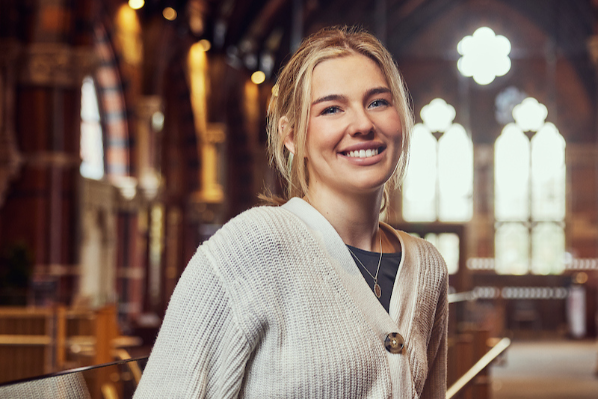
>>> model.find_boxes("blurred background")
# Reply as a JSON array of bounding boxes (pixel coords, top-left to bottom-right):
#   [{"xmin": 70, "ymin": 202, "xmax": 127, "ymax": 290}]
[{"xmin": 0, "ymin": 0, "xmax": 597, "ymax": 398}]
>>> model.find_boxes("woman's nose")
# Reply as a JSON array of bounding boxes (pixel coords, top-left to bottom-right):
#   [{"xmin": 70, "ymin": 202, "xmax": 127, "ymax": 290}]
[{"xmin": 348, "ymin": 108, "xmax": 374, "ymax": 136}]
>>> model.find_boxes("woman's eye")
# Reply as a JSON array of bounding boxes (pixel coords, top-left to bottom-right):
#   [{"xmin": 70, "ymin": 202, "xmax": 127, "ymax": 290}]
[
  {"xmin": 321, "ymin": 106, "xmax": 341, "ymax": 115},
  {"xmin": 369, "ymin": 99, "xmax": 390, "ymax": 108}
]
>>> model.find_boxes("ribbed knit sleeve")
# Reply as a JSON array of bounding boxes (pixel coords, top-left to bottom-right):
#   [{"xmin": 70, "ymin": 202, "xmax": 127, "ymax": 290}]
[
  {"xmin": 134, "ymin": 249, "xmax": 251, "ymax": 399},
  {"xmin": 420, "ymin": 267, "xmax": 448, "ymax": 399}
]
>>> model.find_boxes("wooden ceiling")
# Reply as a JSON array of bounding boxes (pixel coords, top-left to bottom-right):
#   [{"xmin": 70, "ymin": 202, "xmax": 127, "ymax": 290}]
[
  {"xmin": 153, "ymin": 0, "xmax": 595, "ymax": 78},
  {"xmin": 133, "ymin": 0, "xmax": 597, "ymax": 98}
]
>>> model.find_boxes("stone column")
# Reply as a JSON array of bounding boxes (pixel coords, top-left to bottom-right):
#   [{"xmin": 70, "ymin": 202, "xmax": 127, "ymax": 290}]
[
  {"xmin": 582, "ymin": 33, "xmax": 598, "ymax": 338},
  {"xmin": 584, "ymin": 35, "xmax": 598, "ymax": 259},
  {"xmin": 79, "ymin": 178, "xmax": 117, "ymax": 307},
  {"xmin": 0, "ymin": 40, "xmax": 23, "ymax": 209},
  {"xmin": 135, "ymin": 96, "xmax": 163, "ymax": 200},
  {"xmin": 0, "ymin": 0, "xmax": 97, "ymax": 305},
  {"xmin": 470, "ymin": 144, "xmax": 495, "ymax": 259}
]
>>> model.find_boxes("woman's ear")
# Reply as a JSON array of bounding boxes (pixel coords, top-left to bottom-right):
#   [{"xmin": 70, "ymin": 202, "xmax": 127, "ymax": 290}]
[{"xmin": 279, "ymin": 116, "xmax": 296, "ymax": 155}]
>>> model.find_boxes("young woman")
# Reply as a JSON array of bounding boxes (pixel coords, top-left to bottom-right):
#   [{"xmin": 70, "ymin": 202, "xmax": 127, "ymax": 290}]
[{"xmin": 135, "ymin": 26, "xmax": 448, "ymax": 399}]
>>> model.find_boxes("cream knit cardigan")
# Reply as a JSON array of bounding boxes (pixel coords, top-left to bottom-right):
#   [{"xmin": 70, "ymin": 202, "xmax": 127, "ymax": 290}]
[{"xmin": 135, "ymin": 198, "xmax": 448, "ymax": 398}]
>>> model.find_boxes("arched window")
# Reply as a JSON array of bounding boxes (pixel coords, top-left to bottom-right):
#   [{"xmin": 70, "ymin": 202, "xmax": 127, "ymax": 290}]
[
  {"xmin": 403, "ymin": 124, "xmax": 437, "ymax": 221},
  {"xmin": 494, "ymin": 97, "xmax": 566, "ymax": 275},
  {"xmin": 402, "ymin": 99, "xmax": 472, "ymax": 276},
  {"xmin": 80, "ymin": 76, "xmax": 105, "ymax": 180},
  {"xmin": 531, "ymin": 123, "xmax": 566, "ymax": 221},
  {"xmin": 403, "ymin": 98, "xmax": 473, "ymax": 222},
  {"xmin": 495, "ymin": 123, "xmax": 530, "ymax": 221},
  {"xmin": 438, "ymin": 124, "xmax": 473, "ymax": 221}
]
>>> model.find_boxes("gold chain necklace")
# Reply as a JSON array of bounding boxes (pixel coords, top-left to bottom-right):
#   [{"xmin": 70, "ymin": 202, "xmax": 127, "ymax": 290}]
[{"xmin": 347, "ymin": 232, "xmax": 383, "ymax": 298}]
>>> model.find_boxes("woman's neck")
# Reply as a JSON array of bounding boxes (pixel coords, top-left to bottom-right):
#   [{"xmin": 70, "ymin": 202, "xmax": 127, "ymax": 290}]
[{"xmin": 305, "ymin": 186, "xmax": 383, "ymax": 252}]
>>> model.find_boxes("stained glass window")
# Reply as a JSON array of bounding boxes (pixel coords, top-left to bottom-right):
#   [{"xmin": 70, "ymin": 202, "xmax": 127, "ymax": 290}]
[
  {"xmin": 495, "ymin": 123, "xmax": 529, "ymax": 221},
  {"xmin": 494, "ymin": 97, "xmax": 566, "ymax": 275},
  {"xmin": 403, "ymin": 124, "xmax": 437, "ymax": 222},
  {"xmin": 457, "ymin": 27, "xmax": 511, "ymax": 85},
  {"xmin": 531, "ymin": 123, "xmax": 566, "ymax": 221},
  {"xmin": 403, "ymin": 99, "xmax": 473, "ymax": 223},
  {"xmin": 438, "ymin": 124, "xmax": 473, "ymax": 221},
  {"xmin": 531, "ymin": 222, "xmax": 565, "ymax": 275},
  {"xmin": 425, "ymin": 233, "xmax": 460, "ymax": 274},
  {"xmin": 495, "ymin": 223, "xmax": 529, "ymax": 275}
]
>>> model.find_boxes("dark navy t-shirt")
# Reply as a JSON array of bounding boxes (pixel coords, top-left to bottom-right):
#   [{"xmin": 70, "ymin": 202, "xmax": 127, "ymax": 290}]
[{"xmin": 346, "ymin": 245, "xmax": 402, "ymax": 313}]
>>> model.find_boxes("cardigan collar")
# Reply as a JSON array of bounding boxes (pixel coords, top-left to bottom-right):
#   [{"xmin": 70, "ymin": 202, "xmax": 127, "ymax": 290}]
[{"xmin": 281, "ymin": 198, "xmax": 419, "ymax": 343}]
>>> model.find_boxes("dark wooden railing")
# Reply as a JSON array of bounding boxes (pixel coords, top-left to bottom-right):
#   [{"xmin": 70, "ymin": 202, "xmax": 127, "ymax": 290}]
[
  {"xmin": 446, "ymin": 337, "xmax": 511, "ymax": 399},
  {"xmin": 446, "ymin": 290, "xmax": 512, "ymax": 399}
]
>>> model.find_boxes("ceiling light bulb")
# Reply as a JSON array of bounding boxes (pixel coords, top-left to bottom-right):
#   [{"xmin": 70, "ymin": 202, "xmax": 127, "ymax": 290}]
[
  {"xmin": 251, "ymin": 71, "xmax": 266, "ymax": 85},
  {"xmin": 129, "ymin": 0, "xmax": 144, "ymax": 10},
  {"xmin": 163, "ymin": 7, "xmax": 177, "ymax": 20}
]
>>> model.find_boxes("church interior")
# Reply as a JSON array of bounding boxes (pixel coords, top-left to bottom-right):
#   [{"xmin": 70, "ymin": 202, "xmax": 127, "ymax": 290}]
[{"xmin": 1, "ymin": 0, "xmax": 598, "ymax": 397}]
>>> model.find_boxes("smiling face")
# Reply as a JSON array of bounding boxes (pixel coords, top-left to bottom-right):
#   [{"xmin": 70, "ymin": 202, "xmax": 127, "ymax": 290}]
[{"xmin": 302, "ymin": 53, "xmax": 403, "ymax": 199}]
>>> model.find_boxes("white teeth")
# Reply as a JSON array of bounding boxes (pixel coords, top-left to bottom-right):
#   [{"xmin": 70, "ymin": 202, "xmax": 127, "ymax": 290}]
[{"xmin": 346, "ymin": 148, "xmax": 379, "ymax": 158}]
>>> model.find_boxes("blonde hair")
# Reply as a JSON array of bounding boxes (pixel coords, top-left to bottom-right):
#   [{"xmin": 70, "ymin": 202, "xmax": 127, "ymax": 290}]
[{"xmin": 266, "ymin": 26, "xmax": 413, "ymax": 209}]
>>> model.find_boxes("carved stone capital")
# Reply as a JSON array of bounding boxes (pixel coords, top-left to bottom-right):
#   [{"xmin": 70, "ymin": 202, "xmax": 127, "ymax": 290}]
[
  {"xmin": 187, "ymin": 196, "xmax": 224, "ymax": 224},
  {"xmin": 111, "ymin": 175, "xmax": 144, "ymax": 210},
  {"xmin": 81, "ymin": 177, "xmax": 116, "ymax": 211},
  {"xmin": 135, "ymin": 96, "xmax": 163, "ymax": 120},
  {"xmin": 19, "ymin": 44, "xmax": 98, "ymax": 87},
  {"xmin": 33, "ymin": 263, "xmax": 80, "ymax": 277},
  {"xmin": 205, "ymin": 123, "xmax": 226, "ymax": 144}
]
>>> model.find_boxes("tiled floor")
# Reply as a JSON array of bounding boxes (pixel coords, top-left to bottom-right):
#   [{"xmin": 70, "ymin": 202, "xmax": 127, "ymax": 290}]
[{"xmin": 490, "ymin": 340, "xmax": 598, "ymax": 399}]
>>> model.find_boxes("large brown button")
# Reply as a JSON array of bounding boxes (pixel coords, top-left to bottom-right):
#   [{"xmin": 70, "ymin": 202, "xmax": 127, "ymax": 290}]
[{"xmin": 385, "ymin": 332, "xmax": 404, "ymax": 354}]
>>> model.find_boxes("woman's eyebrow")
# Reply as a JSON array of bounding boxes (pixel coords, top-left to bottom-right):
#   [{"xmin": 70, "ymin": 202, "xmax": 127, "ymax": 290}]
[
  {"xmin": 312, "ymin": 87, "xmax": 391, "ymax": 106},
  {"xmin": 366, "ymin": 87, "xmax": 391, "ymax": 97},
  {"xmin": 311, "ymin": 94, "xmax": 347, "ymax": 106}
]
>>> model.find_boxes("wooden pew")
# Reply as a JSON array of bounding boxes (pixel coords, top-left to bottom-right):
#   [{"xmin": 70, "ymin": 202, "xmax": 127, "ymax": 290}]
[
  {"xmin": 0, "ymin": 305, "xmax": 140, "ymax": 389},
  {"xmin": 0, "ymin": 307, "xmax": 55, "ymax": 384}
]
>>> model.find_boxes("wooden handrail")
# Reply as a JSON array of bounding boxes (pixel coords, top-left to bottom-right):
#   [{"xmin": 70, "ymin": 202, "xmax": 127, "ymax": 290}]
[
  {"xmin": 448, "ymin": 291, "xmax": 475, "ymax": 304},
  {"xmin": 446, "ymin": 337, "xmax": 511, "ymax": 399},
  {"xmin": 0, "ymin": 335, "xmax": 52, "ymax": 346},
  {"xmin": 0, "ymin": 307, "xmax": 54, "ymax": 317},
  {"xmin": 112, "ymin": 348, "xmax": 142, "ymax": 384},
  {"xmin": 0, "ymin": 356, "xmax": 149, "ymax": 388}
]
